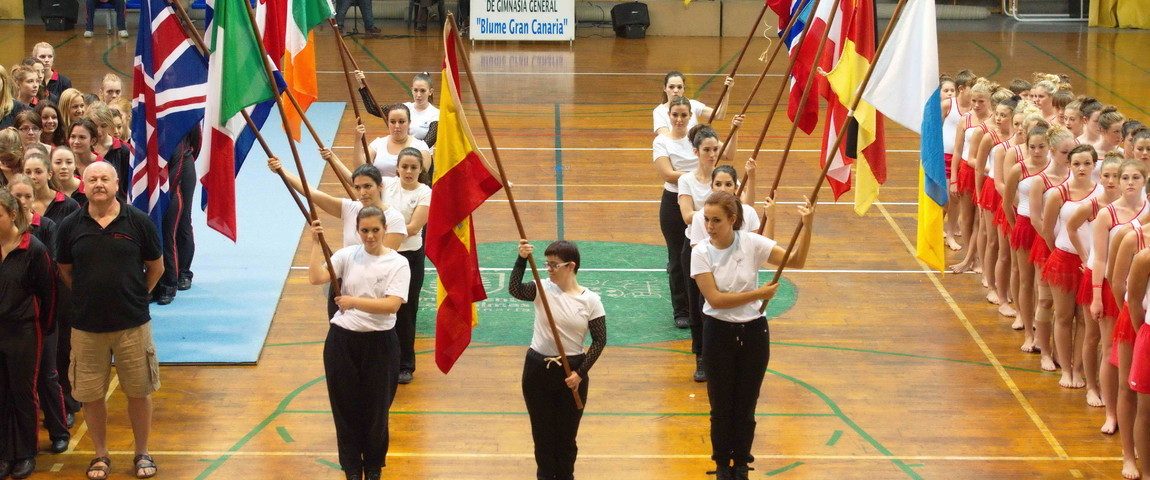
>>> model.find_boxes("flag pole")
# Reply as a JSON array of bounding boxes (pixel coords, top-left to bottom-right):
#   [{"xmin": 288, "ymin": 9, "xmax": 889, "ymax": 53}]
[
  {"xmin": 706, "ymin": 2, "xmax": 769, "ymax": 124},
  {"xmin": 165, "ymin": 0, "xmax": 312, "ymax": 224},
  {"xmin": 238, "ymin": 0, "xmax": 340, "ymax": 288},
  {"xmin": 732, "ymin": 0, "xmax": 825, "ymax": 200},
  {"xmin": 328, "ymin": 20, "xmax": 373, "ymax": 165},
  {"xmin": 278, "ymin": 85, "xmax": 356, "ymax": 198},
  {"xmin": 447, "ymin": 14, "xmax": 583, "ymax": 410},
  {"xmin": 328, "ymin": 24, "xmax": 380, "ymax": 114},
  {"xmin": 760, "ymin": 0, "xmax": 911, "ymax": 312},
  {"xmin": 715, "ymin": 0, "xmax": 812, "ymax": 168}
]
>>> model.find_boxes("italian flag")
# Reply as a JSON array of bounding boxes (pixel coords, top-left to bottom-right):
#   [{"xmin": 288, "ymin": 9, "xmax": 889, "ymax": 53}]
[
  {"xmin": 200, "ymin": 0, "xmax": 275, "ymax": 240},
  {"xmin": 281, "ymin": 0, "xmax": 333, "ymax": 141}
]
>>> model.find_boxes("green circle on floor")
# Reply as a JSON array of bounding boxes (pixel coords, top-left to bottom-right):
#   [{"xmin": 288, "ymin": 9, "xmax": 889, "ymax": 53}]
[{"xmin": 417, "ymin": 241, "xmax": 797, "ymax": 346}]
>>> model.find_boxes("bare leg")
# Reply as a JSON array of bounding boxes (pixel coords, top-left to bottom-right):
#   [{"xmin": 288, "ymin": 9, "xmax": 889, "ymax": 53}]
[
  {"xmin": 996, "ymin": 231, "xmax": 1016, "ymax": 318},
  {"xmin": 1036, "ymin": 281, "xmax": 1057, "ymax": 370},
  {"xmin": 1052, "ymin": 286, "xmax": 1079, "ymax": 386},
  {"xmin": 950, "ymin": 196, "xmax": 980, "ymax": 272},
  {"xmin": 1015, "ymin": 250, "xmax": 1037, "ymax": 352},
  {"xmin": 85, "ymin": 398, "xmax": 109, "ymax": 457},
  {"xmin": 1072, "ymin": 311, "xmax": 1088, "ymax": 388},
  {"xmin": 127, "ymin": 395, "xmax": 155, "ymax": 477},
  {"xmin": 1121, "ymin": 343, "xmax": 1141, "ymax": 479},
  {"xmin": 983, "ymin": 214, "xmax": 999, "ymax": 302},
  {"xmin": 1102, "ymin": 318, "xmax": 1120, "ymax": 432},
  {"xmin": 1085, "ymin": 315, "xmax": 1106, "ymax": 407}
]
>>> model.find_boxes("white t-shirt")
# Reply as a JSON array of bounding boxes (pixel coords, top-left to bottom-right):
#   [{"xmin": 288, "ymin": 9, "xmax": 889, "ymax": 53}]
[
  {"xmin": 652, "ymin": 99, "xmax": 706, "ymax": 133},
  {"xmin": 404, "ymin": 101, "xmax": 440, "ymax": 142},
  {"xmin": 369, "ymin": 136, "xmax": 430, "ymax": 177},
  {"xmin": 529, "ymin": 278, "xmax": 607, "ymax": 357},
  {"xmin": 677, "ymin": 173, "xmax": 712, "ymax": 210},
  {"xmin": 328, "ymin": 245, "xmax": 411, "ymax": 332},
  {"xmin": 381, "ymin": 176, "xmax": 432, "ymax": 251},
  {"xmin": 653, "ymin": 134, "xmax": 698, "ymax": 193},
  {"xmin": 340, "ymin": 199, "xmax": 408, "ymax": 248},
  {"xmin": 690, "ymin": 231, "xmax": 778, "ymax": 323},
  {"xmin": 686, "ymin": 204, "xmax": 761, "ymax": 246}
]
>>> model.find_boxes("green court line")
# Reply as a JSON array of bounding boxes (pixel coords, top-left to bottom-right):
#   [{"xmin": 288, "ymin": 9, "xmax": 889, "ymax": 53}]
[
  {"xmin": 1091, "ymin": 43, "xmax": 1150, "ymax": 76},
  {"xmin": 554, "ymin": 102, "xmax": 565, "ymax": 240},
  {"xmin": 770, "ymin": 369, "xmax": 922, "ymax": 480},
  {"xmin": 101, "ymin": 39, "xmax": 130, "ymax": 78},
  {"xmin": 316, "ymin": 458, "xmax": 342, "ymax": 471},
  {"xmin": 694, "ymin": 51, "xmax": 741, "ymax": 98},
  {"xmin": 281, "ymin": 408, "xmax": 837, "ymax": 418},
  {"xmin": 350, "ymin": 37, "xmax": 409, "ymax": 94},
  {"xmin": 765, "ymin": 461, "xmax": 804, "ymax": 476},
  {"xmin": 194, "ymin": 376, "xmax": 327, "ymax": 480},
  {"xmin": 276, "ymin": 426, "xmax": 295, "ymax": 443},
  {"xmin": 826, "ymin": 429, "xmax": 843, "ymax": 446},
  {"xmin": 969, "ymin": 40, "xmax": 1002, "ymax": 77},
  {"xmin": 54, "ymin": 33, "xmax": 80, "ymax": 49},
  {"xmin": 1025, "ymin": 40, "xmax": 1149, "ymax": 117}
]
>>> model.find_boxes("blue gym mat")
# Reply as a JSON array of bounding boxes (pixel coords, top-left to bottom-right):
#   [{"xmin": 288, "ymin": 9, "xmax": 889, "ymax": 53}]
[{"xmin": 149, "ymin": 102, "xmax": 343, "ymax": 364}]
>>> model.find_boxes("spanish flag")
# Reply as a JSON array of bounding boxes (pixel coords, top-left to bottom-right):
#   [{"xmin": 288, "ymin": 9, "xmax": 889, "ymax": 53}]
[{"xmin": 426, "ymin": 20, "xmax": 504, "ymax": 373}]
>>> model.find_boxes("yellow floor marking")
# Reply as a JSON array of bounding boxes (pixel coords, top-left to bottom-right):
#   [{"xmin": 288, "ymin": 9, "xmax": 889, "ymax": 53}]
[{"xmin": 875, "ymin": 202, "xmax": 1068, "ymax": 459}]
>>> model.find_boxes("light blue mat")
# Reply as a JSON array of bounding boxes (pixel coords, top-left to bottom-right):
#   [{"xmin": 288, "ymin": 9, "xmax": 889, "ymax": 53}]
[{"xmin": 150, "ymin": 102, "xmax": 342, "ymax": 364}]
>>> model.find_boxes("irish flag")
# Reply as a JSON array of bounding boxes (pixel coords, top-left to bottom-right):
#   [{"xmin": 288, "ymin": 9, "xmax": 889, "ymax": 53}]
[
  {"xmin": 426, "ymin": 20, "xmax": 504, "ymax": 374},
  {"xmin": 281, "ymin": 0, "xmax": 332, "ymax": 141},
  {"xmin": 861, "ymin": 0, "xmax": 945, "ymax": 270},
  {"xmin": 200, "ymin": 0, "xmax": 275, "ymax": 240}
]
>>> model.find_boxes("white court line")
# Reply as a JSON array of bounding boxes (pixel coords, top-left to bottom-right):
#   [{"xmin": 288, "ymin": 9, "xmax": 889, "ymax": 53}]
[
  {"xmin": 65, "ymin": 450, "xmax": 1121, "ymax": 462},
  {"xmin": 328, "ymin": 145, "xmax": 922, "ymax": 154},
  {"xmin": 288, "ymin": 266, "xmax": 971, "ymax": 274},
  {"xmin": 319, "ymin": 70, "xmax": 785, "ymax": 78}
]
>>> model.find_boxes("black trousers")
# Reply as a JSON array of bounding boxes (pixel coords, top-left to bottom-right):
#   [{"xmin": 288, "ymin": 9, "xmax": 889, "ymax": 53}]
[
  {"xmin": 681, "ymin": 241, "xmax": 704, "ymax": 356},
  {"xmin": 159, "ymin": 138, "xmax": 197, "ymax": 292},
  {"xmin": 396, "ymin": 248, "xmax": 425, "ymax": 373},
  {"xmin": 37, "ymin": 327, "xmax": 68, "ymax": 440},
  {"xmin": 703, "ymin": 315, "xmax": 769, "ymax": 466},
  {"xmin": 0, "ymin": 322, "xmax": 40, "ymax": 462},
  {"xmin": 522, "ymin": 349, "xmax": 587, "ymax": 480},
  {"xmin": 324, "ymin": 325, "xmax": 399, "ymax": 475},
  {"xmin": 54, "ymin": 282, "xmax": 79, "ymax": 413},
  {"xmin": 659, "ymin": 189, "xmax": 689, "ymax": 321}
]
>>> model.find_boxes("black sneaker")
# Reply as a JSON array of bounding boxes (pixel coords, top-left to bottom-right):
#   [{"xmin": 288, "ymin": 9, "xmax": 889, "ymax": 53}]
[
  {"xmin": 177, "ymin": 274, "xmax": 193, "ymax": 291},
  {"xmin": 732, "ymin": 465, "xmax": 753, "ymax": 480},
  {"xmin": 674, "ymin": 316, "xmax": 689, "ymax": 329},
  {"xmin": 707, "ymin": 465, "xmax": 734, "ymax": 480},
  {"xmin": 693, "ymin": 357, "xmax": 706, "ymax": 383},
  {"xmin": 364, "ymin": 26, "xmax": 381, "ymax": 37},
  {"xmin": 398, "ymin": 370, "xmax": 413, "ymax": 384}
]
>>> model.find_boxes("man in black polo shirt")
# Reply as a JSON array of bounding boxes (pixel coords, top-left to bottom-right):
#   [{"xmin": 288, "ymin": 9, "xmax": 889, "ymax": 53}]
[{"xmin": 56, "ymin": 162, "xmax": 163, "ymax": 480}]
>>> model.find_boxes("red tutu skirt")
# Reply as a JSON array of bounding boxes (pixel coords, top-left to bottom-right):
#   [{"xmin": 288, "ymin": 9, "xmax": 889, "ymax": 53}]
[
  {"xmin": 1129, "ymin": 326, "xmax": 1150, "ymax": 394},
  {"xmin": 1042, "ymin": 248, "xmax": 1083, "ymax": 292},
  {"xmin": 1075, "ymin": 269, "xmax": 1120, "ymax": 317},
  {"xmin": 957, "ymin": 162, "xmax": 976, "ymax": 196},
  {"xmin": 979, "ymin": 180, "xmax": 1001, "ymax": 212},
  {"xmin": 994, "ymin": 205, "xmax": 1012, "ymax": 236},
  {"xmin": 1011, "ymin": 215, "xmax": 1037, "ymax": 250},
  {"xmin": 944, "ymin": 153, "xmax": 954, "ymax": 180},
  {"xmin": 1030, "ymin": 236, "xmax": 1052, "ymax": 267},
  {"xmin": 1112, "ymin": 303, "xmax": 1136, "ymax": 366}
]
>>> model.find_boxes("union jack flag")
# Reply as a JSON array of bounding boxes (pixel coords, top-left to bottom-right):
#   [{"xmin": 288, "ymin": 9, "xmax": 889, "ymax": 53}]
[{"xmin": 129, "ymin": 0, "xmax": 208, "ymax": 235}]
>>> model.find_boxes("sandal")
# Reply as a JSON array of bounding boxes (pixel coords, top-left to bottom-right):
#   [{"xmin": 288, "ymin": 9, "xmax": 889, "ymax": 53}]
[
  {"xmin": 86, "ymin": 457, "xmax": 111, "ymax": 480},
  {"xmin": 133, "ymin": 454, "xmax": 157, "ymax": 479}
]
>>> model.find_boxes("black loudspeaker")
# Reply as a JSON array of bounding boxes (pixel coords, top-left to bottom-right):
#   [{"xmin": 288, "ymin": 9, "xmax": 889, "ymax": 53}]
[
  {"xmin": 611, "ymin": 2, "xmax": 649, "ymax": 39},
  {"xmin": 41, "ymin": 0, "xmax": 78, "ymax": 30}
]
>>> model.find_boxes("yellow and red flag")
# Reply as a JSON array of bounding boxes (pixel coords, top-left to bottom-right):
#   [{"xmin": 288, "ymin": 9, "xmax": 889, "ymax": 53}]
[{"xmin": 426, "ymin": 21, "xmax": 504, "ymax": 373}]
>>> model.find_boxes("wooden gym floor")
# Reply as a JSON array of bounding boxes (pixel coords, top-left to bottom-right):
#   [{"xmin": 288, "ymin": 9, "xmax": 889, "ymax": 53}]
[{"xmin": 3, "ymin": 16, "xmax": 1150, "ymax": 480}]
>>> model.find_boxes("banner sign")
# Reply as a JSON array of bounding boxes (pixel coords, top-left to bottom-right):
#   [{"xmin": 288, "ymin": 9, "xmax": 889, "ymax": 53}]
[{"xmin": 470, "ymin": 0, "xmax": 575, "ymax": 41}]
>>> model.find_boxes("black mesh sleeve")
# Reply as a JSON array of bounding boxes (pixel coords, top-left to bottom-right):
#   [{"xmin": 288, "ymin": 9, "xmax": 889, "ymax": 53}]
[
  {"xmin": 577, "ymin": 316, "xmax": 606, "ymax": 377},
  {"xmin": 508, "ymin": 256, "xmax": 537, "ymax": 301}
]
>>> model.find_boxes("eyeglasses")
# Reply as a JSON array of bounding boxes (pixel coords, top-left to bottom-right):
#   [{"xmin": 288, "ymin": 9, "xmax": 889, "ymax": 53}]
[
  {"xmin": 544, "ymin": 261, "xmax": 570, "ymax": 270},
  {"xmin": 18, "ymin": 126, "xmax": 40, "ymax": 134}
]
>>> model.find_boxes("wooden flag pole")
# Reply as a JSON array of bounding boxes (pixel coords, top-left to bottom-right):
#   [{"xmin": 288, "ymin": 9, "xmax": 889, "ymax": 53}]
[
  {"xmin": 329, "ymin": 19, "xmax": 373, "ymax": 164},
  {"xmin": 715, "ymin": 0, "xmax": 813, "ymax": 167},
  {"xmin": 447, "ymin": 14, "xmax": 583, "ymax": 410},
  {"xmin": 278, "ymin": 85, "xmax": 356, "ymax": 198},
  {"xmin": 239, "ymin": 0, "xmax": 339, "ymax": 287},
  {"xmin": 760, "ymin": 0, "xmax": 911, "ymax": 313},
  {"xmin": 732, "ymin": 0, "xmax": 825, "ymax": 200},
  {"xmin": 165, "ymin": 0, "xmax": 313, "ymax": 225},
  {"xmin": 706, "ymin": 2, "xmax": 769, "ymax": 124},
  {"xmin": 329, "ymin": 27, "xmax": 380, "ymax": 113}
]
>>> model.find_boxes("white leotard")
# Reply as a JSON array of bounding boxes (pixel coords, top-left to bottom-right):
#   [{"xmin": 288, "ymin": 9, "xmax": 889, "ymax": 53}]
[{"xmin": 1054, "ymin": 183, "xmax": 1104, "ymax": 253}]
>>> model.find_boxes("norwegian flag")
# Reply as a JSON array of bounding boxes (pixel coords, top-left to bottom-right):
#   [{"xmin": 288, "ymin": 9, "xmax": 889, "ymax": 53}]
[{"xmin": 129, "ymin": 0, "xmax": 208, "ymax": 236}]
